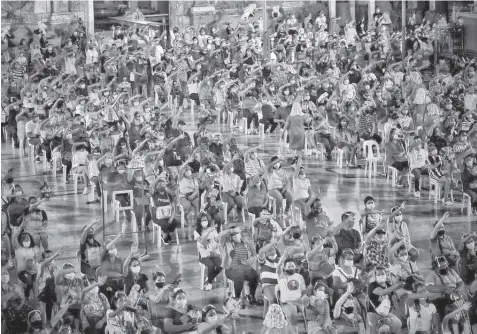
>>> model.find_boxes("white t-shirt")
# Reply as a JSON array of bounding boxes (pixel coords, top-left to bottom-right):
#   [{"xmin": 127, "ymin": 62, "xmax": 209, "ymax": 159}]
[
  {"xmin": 408, "ymin": 303, "xmax": 436, "ymax": 334},
  {"xmin": 106, "ymin": 310, "xmax": 135, "ymax": 334},
  {"xmin": 278, "ymin": 273, "xmax": 306, "ymax": 303},
  {"xmin": 25, "ymin": 120, "xmax": 40, "ymax": 136},
  {"xmin": 293, "ymin": 176, "xmax": 310, "ymax": 200}
]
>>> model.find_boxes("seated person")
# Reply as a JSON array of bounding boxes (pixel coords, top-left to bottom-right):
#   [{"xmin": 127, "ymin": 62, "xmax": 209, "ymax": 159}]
[
  {"xmin": 333, "ymin": 283, "xmax": 366, "ymax": 334},
  {"xmin": 276, "ymin": 258, "xmax": 307, "ymax": 332},
  {"xmin": 367, "ymin": 266, "xmax": 404, "ymax": 334},
  {"xmin": 430, "ymin": 212, "xmax": 459, "ymax": 268},
  {"xmin": 333, "ymin": 211, "xmax": 363, "ymax": 263},
  {"xmin": 306, "ymin": 280, "xmax": 334, "ymax": 334},
  {"xmin": 424, "ymin": 255, "xmax": 464, "ymax": 329}
]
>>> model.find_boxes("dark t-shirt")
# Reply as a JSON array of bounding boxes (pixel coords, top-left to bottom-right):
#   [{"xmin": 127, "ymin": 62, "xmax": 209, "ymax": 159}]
[
  {"xmin": 124, "ymin": 272, "xmax": 148, "ymax": 295},
  {"xmin": 164, "ymin": 304, "xmax": 197, "ymax": 333},
  {"xmin": 368, "ymin": 281, "xmax": 391, "ymax": 313},
  {"xmin": 335, "ymin": 229, "xmax": 362, "ymax": 254}
]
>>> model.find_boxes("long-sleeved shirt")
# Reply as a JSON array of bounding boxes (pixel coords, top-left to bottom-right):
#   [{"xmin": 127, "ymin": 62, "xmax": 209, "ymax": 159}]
[{"xmin": 221, "ymin": 172, "xmax": 242, "ymax": 193}]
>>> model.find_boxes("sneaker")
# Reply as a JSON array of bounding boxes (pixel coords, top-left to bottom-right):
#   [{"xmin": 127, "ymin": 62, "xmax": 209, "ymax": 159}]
[
  {"xmin": 35, "ymin": 156, "xmax": 41, "ymax": 163},
  {"xmin": 82, "ymin": 187, "xmax": 89, "ymax": 195},
  {"xmin": 413, "ymin": 191, "xmax": 421, "ymax": 198},
  {"xmin": 205, "ymin": 283, "xmax": 212, "ymax": 291},
  {"xmin": 445, "ymin": 200, "xmax": 453, "ymax": 206}
]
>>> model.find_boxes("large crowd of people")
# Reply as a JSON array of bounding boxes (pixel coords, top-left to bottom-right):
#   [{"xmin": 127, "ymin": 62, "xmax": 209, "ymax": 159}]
[{"xmin": 1, "ymin": 4, "xmax": 477, "ymax": 334}]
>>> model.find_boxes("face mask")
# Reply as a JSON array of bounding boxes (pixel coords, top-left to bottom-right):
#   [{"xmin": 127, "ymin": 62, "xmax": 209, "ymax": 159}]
[
  {"xmin": 267, "ymin": 254, "xmax": 277, "ymax": 261},
  {"xmin": 90, "ymin": 286, "xmax": 99, "ymax": 295},
  {"xmin": 285, "ymin": 269, "xmax": 295, "ymax": 275},
  {"xmin": 22, "ymin": 241, "xmax": 31, "ymax": 248},
  {"xmin": 376, "ymin": 275, "xmax": 386, "ymax": 284},
  {"xmin": 394, "ymin": 216, "xmax": 402, "ymax": 223},
  {"xmin": 176, "ymin": 299, "xmax": 187, "ymax": 308},
  {"xmin": 31, "ymin": 320, "xmax": 43, "ymax": 329},
  {"xmin": 366, "ymin": 203, "xmax": 374, "ymax": 210},
  {"xmin": 65, "ymin": 273, "xmax": 75, "ymax": 280},
  {"xmin": 207, "ymin": 315, "xmax": 218, "ymax": 323},
  {"xmin": 314, "ymin": 291, "xmax": 327, "ymax": 299},
  {"xmin": 87, "ymin": 232, "xmax": 94, "ymax": 239},
  {"xmin": 233, "ymin": 234, "xmax": 242, "ymax": 243},
  {"xmin": 185, "ymin": 171, "xmax": 192, "ymax": 177},
  {"xmin": 298, "ymin": 173, "xmax": 305, "ymax": 179},
  {"xmin": 344, "ymin": 260, "xmax": 353, "ymax": 267},
  {"xmin": 467, "ymin": 242, "xmax": 475, "ymax": 250},
  {"xmin": 292, "ymin": 232, "xmax": 302, "ymax": 239},
  {"xmin": 1, "ymin": 274, "xmax": 9, "ymax": 283},
  {"xmin": 439, "ymin": 268, "xmax": 448, "ymax": 276},
  {"xmin": 109, "ymin": 248, "xmax": 117, "ymax": 256},
  {"xmin": 399, "ymin": 255, "xmax": 408, "ymax": 263},
  {"xmin": 344, "ymin": 306, "xmax": 354, "ymax": 314},
  {"xmin": 437, "ymin": 230, "xmax": 445, "ymax": 237},
  {"xmin": 155, "ymin": 282, "xmax": 165, "ymax": 289},
  {"xmin": 201, "ymin": 221, "xmax": 208, "ymax": 228},
  {"xmin": 131, "ymin": 266, "xmax": 140, "ymax": 274}
]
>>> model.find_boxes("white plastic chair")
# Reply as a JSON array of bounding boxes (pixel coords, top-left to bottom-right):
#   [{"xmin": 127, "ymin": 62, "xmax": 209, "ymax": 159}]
[
  {"xmin": 363, "ymin": 140, "xmax": 382, "ymax": 178},
  {"xmin": 336, "ymin": 148, "xmax": 344, "ymax": 168},
  {"xmin": 73, "ymin": 172, "xmax": 85, "ymax": 193},
  {"xmin": 228, "ymin": 111, "xmax": 234, "ymax": 128},
  {"xmin": 152, "ymin": 223, "xmax": 179, "ymax": 247},
  {"xmin": 259, "ymin": 123, "xmax": 265, "ymax": 138},
  {"xmin": 242, "ymin": 117, "xmax": 248, "ymax": 134},
  {"xmin": 386, "ymin": 166, "xmax": 399, "ymax": 187},
  {"xmin": 462, "ymin": 193, "xmax": 472, "ymax": 216},
  {"xmin": 28, "ymin": 143, "xmax": 35, "ymax": 161},
  {"xmin": 112, "ymin": 190, "xmax": 134, "ymax": 222}
]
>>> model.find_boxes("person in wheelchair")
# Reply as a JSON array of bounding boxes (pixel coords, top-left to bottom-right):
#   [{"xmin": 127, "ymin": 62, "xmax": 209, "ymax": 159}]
[
  {"xmin": 367, "ymin": 266, "xmax": 404, "ymax": 334},
  {"xmin": 424, "ymin": 256, "xmax": 465, "ymax": 333}
]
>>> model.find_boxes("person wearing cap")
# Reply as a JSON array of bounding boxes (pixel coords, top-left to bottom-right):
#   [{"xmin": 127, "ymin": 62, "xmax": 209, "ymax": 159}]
[
  {"xmin": 197, "ymin": 304, "xmax": 230, "ymax": 334},
  {"xmin": 364, "ymin": 218, "xmax": 390, "ymax": 269},
  {"xmin": 388, "ymin": 205, "xmax": 419, "ymax": 263}
]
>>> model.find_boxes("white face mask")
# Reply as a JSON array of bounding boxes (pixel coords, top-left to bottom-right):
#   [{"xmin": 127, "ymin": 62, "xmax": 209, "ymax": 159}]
[
  {"xmin": 376, "ymin": 275, "xmax": 386, "ymax": 284},
  {"xmin": 109, "ymin": 248, "xmax": 117, "ymax": 256},
  {"xmin": 131, "ymin": 266, "xmax": 141, "ymax": 274},
  {"xmin": 201, "ymin": 221, "xmax": 208, "ymax": 228},
  {"xmin": 344, "ymin": 260, "xmax": 353, "ymax": 267},
  {"xmin": 394, "ymin": 216, "xmax": 402, "ymax": 223},
  {"xmin": 467, "ymin": 242, "xmax": 475, "ymax": 250},
  {"xmin": 207, "ymin": 315, "xmax": 218, "ymax": 323},
  {"xmin": 1, "ymin": 274, "xmax": 9, "ymax": 283},
  {"xmin": 65, "ymin": 273, "xmax": 75, "ymax": 280},
  {"xmin": 90, "ymin": 286, "xmax": 99, "ymax": 295},
  {"xmin": 399, "ymin": 255, "xmax": 408, "ymax": 263},
  {"xmin": 176, "ymin": 299, "xmax": 187, "ymax": 308},
  {"xmin": 314, "ymin": 291, "xmax": 327, "ymax": 299},
  {"xmin": 22, "ymin": 241, "xmax": 31, "ymax": 248},
  {"xmin": 366, "ymin": 203, "xmax": 375, "ymax": 210}
]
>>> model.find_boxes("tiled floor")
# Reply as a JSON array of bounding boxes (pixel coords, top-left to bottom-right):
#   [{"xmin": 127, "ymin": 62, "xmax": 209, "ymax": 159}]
[{"xmin": 2, "ymin": 112, "xmax": 476, "ymax": 332}]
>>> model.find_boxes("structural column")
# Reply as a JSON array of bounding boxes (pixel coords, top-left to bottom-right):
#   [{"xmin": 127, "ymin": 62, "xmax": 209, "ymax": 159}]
[
  {"xmin": 349, "ymin": 0, "xmax": 355, "ymax": 21},
  {"xmin": 429, "ymin": 0, "xmax": 436, "ymax": 11},
  {"xmin": 328, "ymin": 0, "xmax": 336, "ymax": 19},
  {"xmin": 368, "ymin": 0, "xmax": 375, "ymax": 29},
  {"xmin": 87, "ymin": 0, "xmax": 94, "ymax": 34}
]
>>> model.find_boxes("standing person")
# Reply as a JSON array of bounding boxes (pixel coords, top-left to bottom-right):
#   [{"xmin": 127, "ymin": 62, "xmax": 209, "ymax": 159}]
[{"xmin": 284, "ymin": 100, "xmax": 307, "ymax": 152}]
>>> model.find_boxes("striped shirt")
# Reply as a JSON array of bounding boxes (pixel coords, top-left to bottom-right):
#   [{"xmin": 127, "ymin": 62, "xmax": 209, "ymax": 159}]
[
  {"xmin": 245, "ymin": 158, "xmax": 264, "ymax": 179},
  {"xmin": 11, "ymin": 67, "xmax": 24, "ymax": 81},
  {"xmin": 258, "ymin": 257, "xmax": 279, "ymax": 286},
  {"xmin": 230, "ymin": 242, "xmax": 248, "ymax": 269},
  {"xmin": 358, "ymin": 113, "xmax": 375, "ymax": 136}
]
